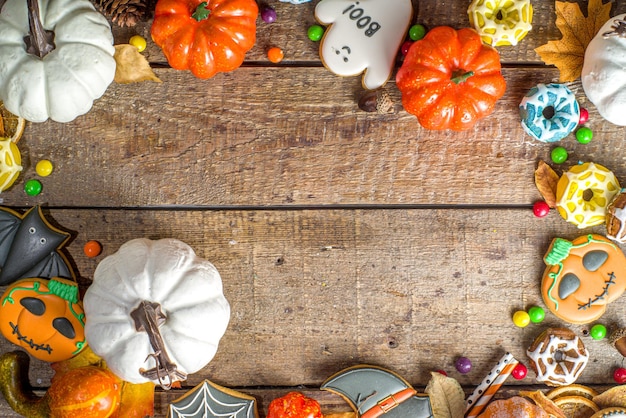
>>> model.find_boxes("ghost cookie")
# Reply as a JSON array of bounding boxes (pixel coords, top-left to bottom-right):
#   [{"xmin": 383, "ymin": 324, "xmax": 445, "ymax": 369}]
[
  {"xmin": 541, "ymin": 234, "xmax": 626, "ymax": 324},
  {"xmin": 315, "ymin": 0, "xmax": 413, "ymax": 90}
]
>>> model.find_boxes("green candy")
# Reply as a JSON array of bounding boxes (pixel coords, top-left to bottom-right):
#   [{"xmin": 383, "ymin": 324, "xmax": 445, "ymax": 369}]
[
  {"xmin": 307, "ymin": 25, "xmax": 324, "ymax": 42},
  {"xmin": 409, "ymin": 24, "xmax": 426, "ymax": 41},
  {"xmin": 550, "ymin": 146, "xmax": 568, "ymax": 164},
  {"xmin": 590, "ymin": 324, "xmax": 607, "ymax": 340},
  {"xmin": 576, "ymin": 127, "xmax": 593, "ymax": 144},
  {"xmin": 528, "ymin": 306, "xmax": 545, "ymax": 323},
  {"xmin": 24, "ymin": 179, "xmax": 42, "ymax": 196}
]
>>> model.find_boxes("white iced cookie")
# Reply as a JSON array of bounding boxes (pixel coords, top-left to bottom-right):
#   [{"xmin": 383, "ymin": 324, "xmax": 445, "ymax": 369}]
[
  {"xmin": 315, "ymin": 0, "xmax": 413, "ymax": 90},
  {"xmin": 582, "ymin": 14, "xmax": 626, "ymax": 126}
]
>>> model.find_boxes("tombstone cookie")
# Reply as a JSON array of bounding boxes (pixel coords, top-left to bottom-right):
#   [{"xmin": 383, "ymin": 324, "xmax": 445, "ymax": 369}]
[
  {"xmin": 315, "ymin": 0, "xmax": 413, "ymax": 90},
  {"xmin": 541, "ymin": 234, "xmax": 626, "ymax": 324}
]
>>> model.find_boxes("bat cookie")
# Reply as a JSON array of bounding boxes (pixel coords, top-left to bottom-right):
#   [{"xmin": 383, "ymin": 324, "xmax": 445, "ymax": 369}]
[
  {"xmin": 0, "ymin": 205, "xmax": 74, "ymax": 285},
  {"xmin": 315, "ymin": 0, "xmax": 413, "ymax": 90}
]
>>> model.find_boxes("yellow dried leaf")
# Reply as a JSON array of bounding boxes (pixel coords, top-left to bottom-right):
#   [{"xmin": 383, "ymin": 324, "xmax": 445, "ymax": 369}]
[
  {"xmin": 535, "ymin": 0, "xmax": 612, "ymax": 82},
  {"xmin": 593, "ymin": 385, "xmax": 626, "ymax": 409},
  {"xmin": 535, "ymin": 160, "xmax": 559, "ymax": 208},
  {"xmin": 424, "ymin": 372, "xmax": 465, "ymax": 418},
  {"xmin": 111, "ymin": 381, "xmax": 155, "ymax": 418},
  {"xmin": 520, "ymin": 390, "xmax": 567, "ymax": 418},
  {"xmin": 114, "ymin": 44, "xmax": 162, "ymax": 84}
]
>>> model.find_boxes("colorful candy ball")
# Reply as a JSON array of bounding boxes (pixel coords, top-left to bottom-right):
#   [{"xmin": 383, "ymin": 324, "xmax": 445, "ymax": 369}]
[
  {"xmin": 455, "ymin": 357, "xmax": 472, "ymax": 374},
  {"xmin": 512, "ymin": 310, "xmax": 530, "ymax": 327},
  {"xmin": 533, "ymin": 201, "xmax": 550, "ymax": 218},
  {"xmin": 268, "ymin": 47, "xmax": 284, "ymax": 63},
  {"xmin": 307, "ymin": 25, "xmax": 324, "ymax": 42},
  {"xmin": 550, "ymin": 146, "xmax": 568, "ymax": 164},
  {"xmin": 590, "ymin": 324, "xmax": 607, "ymax": 340},
  {"xmin": 579, "ymin": 107, "xmax": 589, "ymax": 125},
  {"xmin": 36, "ymin": 159, "xmax": 53, "ymax": 177},
  {"xmin": 614, "ymin": 367, "xmax": 626, "ymax": 384},
  {"xmin": 129, "ymin": 35, "xmax": 147, "ymax": 52},
  {"xmin": 84, "ymin": 240, "xmax": 103, "ymax": 258},
  {"xmin": 576, "ymin": 127, "xmax": 593, "ymax": 144},
  {"xmin": 511, "ymin": 363, "xmax": 527, "ymax": 380},
  {"xmin": 261, "ymin": 6, "xmax": 277, "ymax": 23},
  {"xmin": 528, "ymin": 306, "xmax": 545, "ymax": 323},
  {"xmin": 24, "ymin": 179, "xmax": 42, "ymax": 196},
  {"xmin": 409, "ymin": 24, "xmax": 426, "ymax": 41}
]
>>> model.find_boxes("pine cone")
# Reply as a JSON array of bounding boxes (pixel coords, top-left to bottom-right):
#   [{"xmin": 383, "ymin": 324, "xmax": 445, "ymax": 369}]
[{"xmin": 94, "ymin": 0, "xmax": 150, "ymax": 27}]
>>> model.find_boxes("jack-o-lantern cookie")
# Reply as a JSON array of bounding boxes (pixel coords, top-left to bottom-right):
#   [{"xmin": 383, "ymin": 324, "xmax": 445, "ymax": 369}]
[
  {"xmin": 315, "ymin": 0, "xmax": 413, "ymax": 90},
  {"xmin": 541, "ymin": 234, "xmax": 626, "ymax": 324},
  {"xmin": 0, "ymin": 277, "xmax": 86, "ymax": 362},
  {"xmin": 527, "ymin": 327, "xmax": 588, "ymax": 386}
]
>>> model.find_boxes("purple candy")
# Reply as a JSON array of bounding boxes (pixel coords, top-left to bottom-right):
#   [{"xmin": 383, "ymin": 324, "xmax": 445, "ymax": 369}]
[
  {"xmin": 261, "ymin": 6, "xmax": 277, "ymax": 23},
  {"xmin": 455, "ymin": 357, "xmax": 472, "ymax": 374}
]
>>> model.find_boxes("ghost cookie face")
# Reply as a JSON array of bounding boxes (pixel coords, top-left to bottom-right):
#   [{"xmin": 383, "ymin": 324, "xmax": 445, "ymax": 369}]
[
  {"xmin": 315, "ymin": 0, "xmax": 413, "ymax": 90},
  {"xmin": 541, "ymin": 234, "xmax": 626, "ymax": 324}
]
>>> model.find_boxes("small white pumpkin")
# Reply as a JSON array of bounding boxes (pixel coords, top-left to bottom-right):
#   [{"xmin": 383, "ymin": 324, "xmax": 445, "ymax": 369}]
[
  {"xmin": 0, "ymin": 0, "xmax": 116, "ymax": 123},
  {"xmin": 581, "ymin": 14, "xmax": 626, "ymax": 126},
  {"xmin": 83, "ymin": 238, "xmax": 230, "ymax": 387}
]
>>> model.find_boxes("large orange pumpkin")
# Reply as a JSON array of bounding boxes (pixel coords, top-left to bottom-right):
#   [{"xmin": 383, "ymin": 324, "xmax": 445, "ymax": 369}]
[
  {"xmin": 150, "ymin": 0, "xmax": 258, "ymax": 79},
  {"xmin": 396, "ymin": 26, "xmax": 506, "ymax": 131},
  {"xmin": 0, "ymin": 277, "xmax": 85, "ymax": 362},
  {"xmin": 477, "ymin": 397, "xmax": 549, "ymax": 418}
]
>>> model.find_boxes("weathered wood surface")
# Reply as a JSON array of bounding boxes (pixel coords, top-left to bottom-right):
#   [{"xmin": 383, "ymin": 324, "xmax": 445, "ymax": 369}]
[{"xmin": 1, "ymin": 0, "xmax": 626, "ymax": 416}]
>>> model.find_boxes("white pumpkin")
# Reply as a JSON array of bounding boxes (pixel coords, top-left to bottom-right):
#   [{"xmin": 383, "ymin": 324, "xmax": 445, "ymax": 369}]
[
  {"xmin": 0, "ymin": 0, "xmax": 116, "ymax": 123},
  {"xmin": 581, "ymin": 14, "xmax": 626, "ymax": 126},
  {"xmin": 83, "ymin": 238, "xmax": 231, "ymax": 386}
]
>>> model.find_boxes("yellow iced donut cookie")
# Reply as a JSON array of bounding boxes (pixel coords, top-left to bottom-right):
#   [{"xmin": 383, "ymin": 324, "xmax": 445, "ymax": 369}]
[
  {"xmin": 556, "ymin": 162, "xmax": 620, "ymax": 229},
  {"xmin": 468, "ymin": 0, "xmax": 533, "ymax": 46}
]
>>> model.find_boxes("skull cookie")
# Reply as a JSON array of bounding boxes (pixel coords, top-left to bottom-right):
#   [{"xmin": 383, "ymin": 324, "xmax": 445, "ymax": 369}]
[
  {"xmin": 541, "ymin": 234, "xmax": 626, "ymax": 324},
  {"xmin": 315, "ymin": 0, "xmax": 413, "ymax": 90}
]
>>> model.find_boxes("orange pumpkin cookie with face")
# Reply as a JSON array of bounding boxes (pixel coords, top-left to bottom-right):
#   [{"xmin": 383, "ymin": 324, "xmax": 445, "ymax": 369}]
[
  {"xmin": 0, "ymin": 277, "xmax": 85, "ymax": 362},
  {"xmin": 541, "ymin": 234, "xmax": 626, "ymax": 324}
]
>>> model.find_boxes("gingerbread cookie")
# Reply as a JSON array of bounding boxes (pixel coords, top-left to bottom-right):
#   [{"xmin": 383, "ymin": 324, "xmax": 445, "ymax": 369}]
[
  {"xmin": 527, "ymin": 328, "xmax": 588, "ymax": 387},
  {"xmin": 315, "ymin": 0, "xmax": 413, "ymax": 90},
  {"xmin": 606, "ymin": 190, "xmax": 626, "ymax": 243},
  {"xmin": 541, "ymin": 234, "xmax": 626, "ymax": 324}
]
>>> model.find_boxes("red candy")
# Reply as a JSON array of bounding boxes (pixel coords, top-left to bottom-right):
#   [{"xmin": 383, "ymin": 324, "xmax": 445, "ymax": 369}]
[
  {"xmin": 614, "ymin": 368, "xmax": 626, "ymax": 384},
  {"xmin": 579, "ymin": 107, "xmax": 589, "ymax": 125},
  {"xmin": 401, "ymin": 40, "xmax": 413, "ymax": 56},
  {"xmin": 511, "ymin": 363, "xmax": 527, "ymax": 380},
  {"xmin": 533, "ymin": 201, "xmax": 550, "ymax": 218}
]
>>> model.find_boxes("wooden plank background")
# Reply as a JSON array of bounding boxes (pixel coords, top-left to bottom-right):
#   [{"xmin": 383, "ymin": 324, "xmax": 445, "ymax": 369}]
[{"xmin": 1, "ymin": 0, "xmax": 626, "ymax": 416}]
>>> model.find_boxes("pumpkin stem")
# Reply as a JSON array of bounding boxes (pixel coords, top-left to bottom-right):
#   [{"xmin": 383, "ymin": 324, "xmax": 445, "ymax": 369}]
[
  {"xmin": 130, "ymin": 301, "xmax": 187, "ymax": 390},
  {"xmin": 192, "ymin": 2, "xmax": 211, "ymax": 21},
  {"xmin": 451, "ymin": 70, "xmax": 474, "ymax": 85},
  {"xmin": 24, "ymin": 0, "xmax": 55, "ymax": 59},
  {"xmin": 0, "ymin": 351, "xmax": 50, "ymax": 418},
  {"xmin": 48, "ymin": 278, "xmax": 79, "ymax": 304}
]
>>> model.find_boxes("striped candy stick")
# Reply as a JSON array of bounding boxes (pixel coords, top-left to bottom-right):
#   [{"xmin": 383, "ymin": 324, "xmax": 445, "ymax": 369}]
[
  {"xmin": 464, "ymin": 352, "xmax": 517, "ymax": 414},
  {"xmin": 465, "ymin": 358, "xmax": 519, "ymax": 418}
]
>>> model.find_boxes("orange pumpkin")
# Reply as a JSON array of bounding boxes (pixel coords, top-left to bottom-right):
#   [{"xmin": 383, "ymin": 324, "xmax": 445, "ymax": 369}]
[
  {"xmin": 0, "ymin": 277, "xmax": 85, "ymax": 362},
  {"xmin": 150, "ymin": 0, "xmax": 258, "ymax": 79},
  {"xmin": 477, "ymin": 397, "xmax": 549, "ymax": 418},
  {"xmin": 396, "ymin": 26, "xmax": 506, "ymax": 131},
  {"xmin": 47, "ymin": 366, "xmax": 121, "ymax": 418}
]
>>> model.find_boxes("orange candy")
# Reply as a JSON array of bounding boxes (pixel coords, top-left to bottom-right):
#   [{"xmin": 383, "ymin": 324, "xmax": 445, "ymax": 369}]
[
  {"xmin": 268, "ymin": 47, "xmax": 284, "ymax": 63},
  {"xmin": 84, "ymin": 240, "xmax": 102, "ymax": 258}
]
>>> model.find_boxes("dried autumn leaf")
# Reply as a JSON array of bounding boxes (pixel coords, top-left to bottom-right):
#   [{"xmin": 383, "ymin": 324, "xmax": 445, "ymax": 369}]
[
  {"xmin": 593, "ymin": 385, "xmax": 626, "ymax": 409},
  {"xmin": 520, "ymin": 390, "xmax": 567, "ymax": 418},
  {"xmin": 424, "ymin": 371, "xmax": 465, "ymax": 418},
  {"xmin": 114, "ymin": 44, "xmax": 162, "ymax": 84},
  {"xmin": 111, "ymin": 381, "xmax": 155, "ymax": 418},
  {"xmin": 535, "ymin": 0, "xmax": 612, "ymax": 82},
  {"xmin": 535, "ymin": 160, "xmax": 559, "ymax": 208},
  {"xmin": 50, "ymin": 345, "xmax": 105, "ymax": 382}
]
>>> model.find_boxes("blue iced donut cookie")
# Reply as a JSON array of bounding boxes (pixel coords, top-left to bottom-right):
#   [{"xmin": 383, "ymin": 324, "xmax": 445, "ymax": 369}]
[{"xmin": 519, "ymin": 83, "xmax": 580, "ymax": 143}]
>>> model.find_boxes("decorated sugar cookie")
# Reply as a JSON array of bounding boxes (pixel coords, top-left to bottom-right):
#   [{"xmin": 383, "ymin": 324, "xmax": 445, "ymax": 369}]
[
  {"xmin": 526, "ymin": 328, "xmax": 589, "ymax": 386},
  {"xmin": 315, "ymin": 0, "xmax": 413, "ymax": 90},
  {"xmin": 468, "ymin": 0, "xmax": 533, "ymax": 47},
  {"xmin": 541, "ymin": 234, "xmax": 626, "ymax": 324},
  {"xmin": 555, "ymin": 162, "xmax": 620, "ymax": 229}
]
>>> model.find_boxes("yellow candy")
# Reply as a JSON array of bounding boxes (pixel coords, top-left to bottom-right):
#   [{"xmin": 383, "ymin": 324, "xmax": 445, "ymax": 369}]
[
  {"xmin": 468, "ymin": 0, "xmax": 533, "ymax": 47},
  {"xmin": 36, "ymin": 159, "xmax": 53, "ymax": 177},
  {"xmin": 129, "ymin": 35, "xmax": 147, "ymax": 52},
  {"xmin": 512, "ymin": 310, "xmax": 530, "ymax": 328},
  {"xmin": 0, "ymin": 138, "xmax": 22, "ymax": 192}
]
